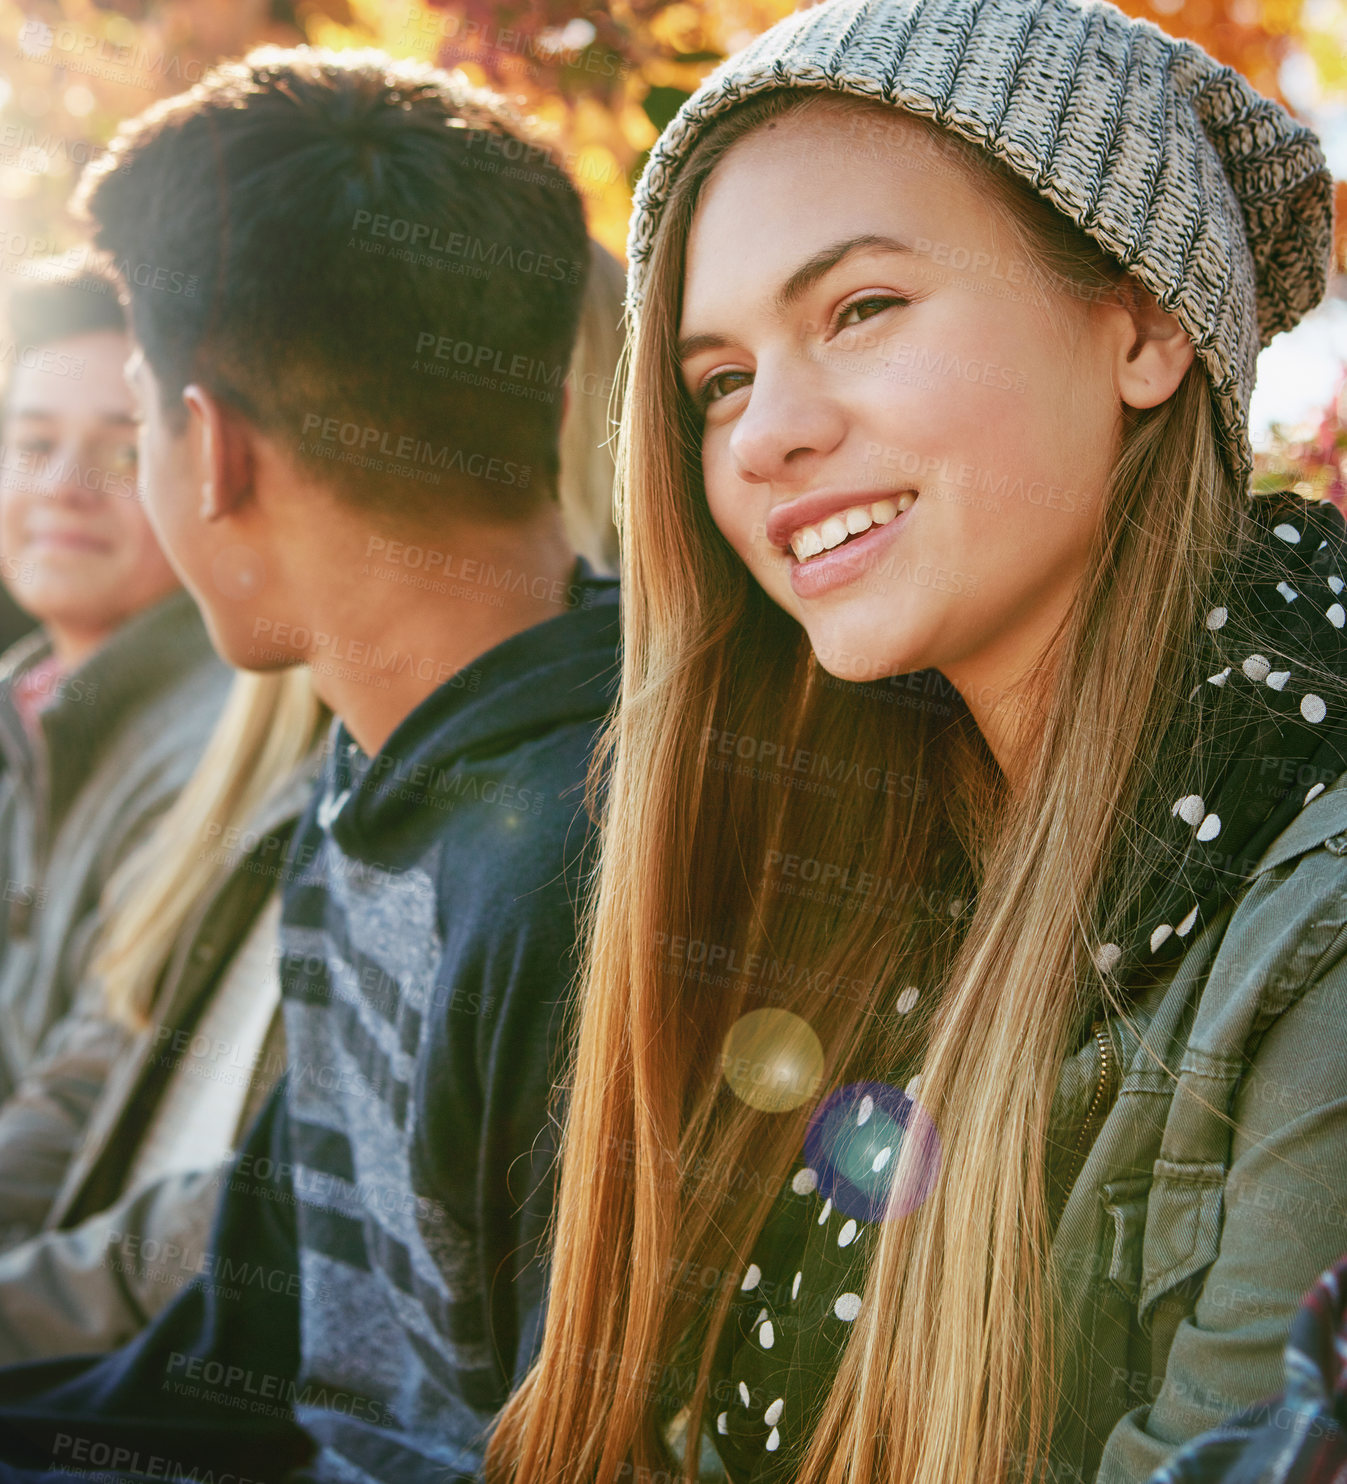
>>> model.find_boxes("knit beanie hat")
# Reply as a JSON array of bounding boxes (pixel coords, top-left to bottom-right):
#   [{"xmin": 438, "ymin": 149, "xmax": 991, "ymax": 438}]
[{"xmin": 625, "ymin": 0, "xmax": 1335, "ymax": 483}]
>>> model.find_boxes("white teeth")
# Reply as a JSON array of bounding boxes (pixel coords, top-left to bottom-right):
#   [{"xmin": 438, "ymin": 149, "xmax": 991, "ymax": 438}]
[
  {"xmin": 819, "ymin": 515, "xmax": 849, "ymax": 549},
  {"xmin": 789, "ymin": 495, "xmax": 914, "ymax": 563}
]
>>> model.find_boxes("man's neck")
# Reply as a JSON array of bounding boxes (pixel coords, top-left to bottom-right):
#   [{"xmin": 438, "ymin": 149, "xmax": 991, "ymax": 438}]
[
  {"xmin": 295, "ymin": 508, "xmax": 581, "ymax": 757},
  {"xmin": 42, "ymin": 620, "xmax": 114, "ymax": 672}
]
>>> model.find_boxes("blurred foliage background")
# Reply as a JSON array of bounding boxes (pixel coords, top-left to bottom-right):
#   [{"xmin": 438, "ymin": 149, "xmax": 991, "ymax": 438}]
[{"xmin": 1, "ymin": 0, "xmax": 1345, "ymax": 503}]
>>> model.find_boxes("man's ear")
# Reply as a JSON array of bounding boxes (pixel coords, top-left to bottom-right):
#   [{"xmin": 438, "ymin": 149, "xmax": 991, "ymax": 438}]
[
  {"xmin": 181, "ymin": 384, "xmax": 256, "ymax": 521},
  {"xmin": 1111, "ymin": 281, "xmax": 1196, "ymax": 410}
]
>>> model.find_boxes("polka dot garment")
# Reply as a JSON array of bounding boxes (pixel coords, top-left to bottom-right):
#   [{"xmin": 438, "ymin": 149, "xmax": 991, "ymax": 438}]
[
  {"xmin": 707, "ymin": 495, "xmax": 1347, "ymax": 1483},
  {"xmin": 1090, "ymin": 493, "xmax": 1347, "ymax": 991},
  {"xmin": 710, "ymin": 1115, "xmax": 889, "ymax": 1482}
]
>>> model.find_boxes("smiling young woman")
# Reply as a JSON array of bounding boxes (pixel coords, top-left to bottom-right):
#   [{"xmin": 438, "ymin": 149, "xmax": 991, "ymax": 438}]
[
  {"xmin": 677, "ymin": 100, "xmax": 1200, "ymax": 785},
  {"xmin": 485, "ymin": 1, "xmax": 1347, "ymax": 1482}
]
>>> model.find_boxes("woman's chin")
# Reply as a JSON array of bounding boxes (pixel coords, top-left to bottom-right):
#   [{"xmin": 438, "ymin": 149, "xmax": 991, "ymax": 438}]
[
  {"xmin": 806, "ymin": 635, "xmax": 928, "ymax": 684},
  {"xmin": 793, "ymin": 608, "xmax": 933, "ymax": 685}
]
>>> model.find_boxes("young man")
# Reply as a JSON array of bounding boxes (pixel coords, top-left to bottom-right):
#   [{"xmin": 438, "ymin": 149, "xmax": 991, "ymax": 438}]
[
  {"xmin": 0, "ymin": 266, "xmax": 229, "ymax": 1119},
  {"xmin": 0, "ymin": 47, "xmax": 616, "ymax": 1484}
]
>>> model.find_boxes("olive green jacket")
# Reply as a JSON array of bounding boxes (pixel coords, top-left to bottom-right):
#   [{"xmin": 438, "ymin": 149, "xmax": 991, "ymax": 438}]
[
  {"xmin": 1050, "ymin": 765, "xmax": 1347, "ymax": 1483},
  {"xmin": 684, "ymin": 766, "xmax": 1347, "ymax": 1484}
]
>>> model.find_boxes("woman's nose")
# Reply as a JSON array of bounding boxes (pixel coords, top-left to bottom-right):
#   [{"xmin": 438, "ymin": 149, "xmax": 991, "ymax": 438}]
[
  {"xmin": 727, "ymin": 355, "xmax": 848, "ymax": 486},
  {"xmin": 38, "ymin": 436, "xmax": 105, "ymax": 507}
]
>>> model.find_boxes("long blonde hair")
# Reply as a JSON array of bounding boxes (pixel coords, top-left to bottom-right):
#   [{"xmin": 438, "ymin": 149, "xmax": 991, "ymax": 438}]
[
  {"xmin": 98, "ymin": 667, "xmax": 327, "ymax": 1026},
  {"xmin": 489, "ymin": 90, "xmax": 1261, "ymax": 1484},
  {"xmin": 558, "ymin": 240, "xmax": 627, "ymax": 576}
]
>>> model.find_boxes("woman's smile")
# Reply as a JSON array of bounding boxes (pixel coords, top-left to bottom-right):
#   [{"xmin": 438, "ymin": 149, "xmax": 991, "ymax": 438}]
[
  {"xmin": 785, "ymin": 490, "xmax": 918, "ymax": 599},
  {"xmin": 680, "ymin": 104, "xmax": 1123, "ymax": 735}
]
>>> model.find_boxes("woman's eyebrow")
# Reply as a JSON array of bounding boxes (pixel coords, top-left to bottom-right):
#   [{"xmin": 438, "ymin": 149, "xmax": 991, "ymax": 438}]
[
  {"xmin": 6, "ymin": 408, "xmax": 137, "ymax": 427},
  {"xmin": 676, "ymin": 330, "xmax": 730, "ymax": 362},
  {"xmin": 775, "ymin": 232, "xmax": 913, "ymax": 310},
  {"xmin": 677, "ymin": 232, "xmax": 913, "ymax": 363}
]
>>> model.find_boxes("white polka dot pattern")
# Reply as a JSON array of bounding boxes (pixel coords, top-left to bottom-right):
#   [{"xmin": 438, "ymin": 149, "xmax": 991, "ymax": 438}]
[
  {"xmin": 707, "ymin": 500, "xmax": 1347, "ymax": 1480},
  {"xmin": 791, "ymin": 1167, "xmax": 818, "ymax": 1196},
  {"xmin": 834, "ymin": 1293, "xmax": 863, "ymax": 1322},
  {"xmin": 1087, "ymin": 501, "xmax": 1347, "ymax": 991}
]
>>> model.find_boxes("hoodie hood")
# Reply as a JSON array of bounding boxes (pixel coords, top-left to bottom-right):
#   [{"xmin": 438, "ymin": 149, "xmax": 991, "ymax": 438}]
[{"xmin": 319, "ymin": 557, "xmax": 619, "ymax": 867}]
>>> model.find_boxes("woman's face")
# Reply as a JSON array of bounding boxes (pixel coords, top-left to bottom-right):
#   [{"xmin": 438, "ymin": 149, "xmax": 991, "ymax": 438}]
[
  {"xmin": 0, "ymin": 329, "xmax": 180, "ymax": 664},
  {"xmin": 679, "ymin": 107, "xmax": 1126, "ymax": 714}
]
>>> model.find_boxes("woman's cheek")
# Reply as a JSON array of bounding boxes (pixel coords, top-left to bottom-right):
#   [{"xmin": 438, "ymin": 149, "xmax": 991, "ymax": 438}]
[
  {"xmin": 720, "ymin": 502, "xmax": 760, "ymax": 573},
  {"xmin": 702, "ymin": 451, "xmax": 745, "ymax": 553}
]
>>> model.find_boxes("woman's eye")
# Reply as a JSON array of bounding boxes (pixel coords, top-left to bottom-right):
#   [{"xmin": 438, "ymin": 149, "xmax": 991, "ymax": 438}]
[
  {"xmin": 103, "ymin": 442, "xmax": 138, "ymax": 476},
  {"xmin": 700, "ymin": 369, "xmax": 753, "ymax": 406},
  {"xmin": 11, "ymin": 437, "xmax": 54, "ymax": 459},
  {"xmin": 835, "ymin": 294, "xmax": 908, "ymax": 331}
]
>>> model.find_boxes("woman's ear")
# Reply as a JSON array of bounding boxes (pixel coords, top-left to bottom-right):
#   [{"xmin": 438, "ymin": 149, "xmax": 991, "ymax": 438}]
[
  {"xmin": 1111, "ymin": 281, "xmax": 1196, "ymax": 410},
  {"xmin": 181, "ymin": 384, "xmax": 256, "ymax": 522}
]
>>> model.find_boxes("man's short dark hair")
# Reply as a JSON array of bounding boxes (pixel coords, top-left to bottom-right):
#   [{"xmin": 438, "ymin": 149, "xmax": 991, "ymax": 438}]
[
  {"xmin": 73, "ymin": 46, "xmax": 590, "ymax": 518},
  {"xmin": 6, "ymin": 261, "xmax": 126, "ymax": 352},
  {"xmin": 2, "ymin": 260, "xmax": 126, "ymax": 416}
]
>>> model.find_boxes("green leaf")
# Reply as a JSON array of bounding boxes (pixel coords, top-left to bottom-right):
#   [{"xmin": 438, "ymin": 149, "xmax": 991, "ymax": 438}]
[
  {"xmin": 628, "ymin": 146, "xmax": 653, "ymax": 189},
  {"xmin": 642, "ymin": 85, "xmax": 693, "ymax": 132}
]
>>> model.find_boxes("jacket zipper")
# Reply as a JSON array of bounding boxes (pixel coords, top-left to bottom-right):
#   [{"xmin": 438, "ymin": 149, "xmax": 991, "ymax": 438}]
[
  {"xmin": 1074, "ymin": 1022, "xmax": 1113, "ymax": 1160},
  {"xmin": 1055, "ymin": 1020, "xmax": 1116, "ymax": 1226}
]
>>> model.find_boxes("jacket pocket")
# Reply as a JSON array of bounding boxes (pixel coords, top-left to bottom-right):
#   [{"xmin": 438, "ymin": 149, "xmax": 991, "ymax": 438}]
[
  {"xmin": 1100, "ymin": 1176, "xmax": 1152, "ymax": 1302},
  {"xmin": 1138, "ymin": 1158, "xmax": 1225, "ymax": 1321},
  {"xmin": 1069, "ymin": 1175, "xmax": 1155, "ymax": 1460}
]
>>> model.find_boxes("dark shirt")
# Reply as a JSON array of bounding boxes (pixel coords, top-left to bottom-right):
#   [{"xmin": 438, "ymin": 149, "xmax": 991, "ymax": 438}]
[{"xmin": 0, "ymin": 560, "xmax": 620, "ymax": 1484}]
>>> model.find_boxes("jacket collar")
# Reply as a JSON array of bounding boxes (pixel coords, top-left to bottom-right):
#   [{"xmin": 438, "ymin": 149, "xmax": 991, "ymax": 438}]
[
  {"xmin": 1249, "ymin": 765, "xmax": 1347, "ymax": 878},
  {"xmin": 0, "ymin": 589, "xmax": 215, "ymax": 825}
]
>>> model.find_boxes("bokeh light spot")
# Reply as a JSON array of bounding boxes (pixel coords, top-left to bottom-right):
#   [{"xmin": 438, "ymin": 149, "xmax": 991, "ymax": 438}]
[
  {"xmin": 804, "ymin": 1080, "xmax": 940, "ymax": 1222},
  {"xmin": 720, "ymin": 1009, "xmax": 825, "ymax": 1112}
]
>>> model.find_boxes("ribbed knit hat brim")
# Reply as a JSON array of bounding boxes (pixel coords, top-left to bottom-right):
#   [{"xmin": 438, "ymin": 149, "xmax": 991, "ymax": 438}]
[{"xmin": 627, "ymin": 0, "xmax": 1335, "ymax": 481}]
